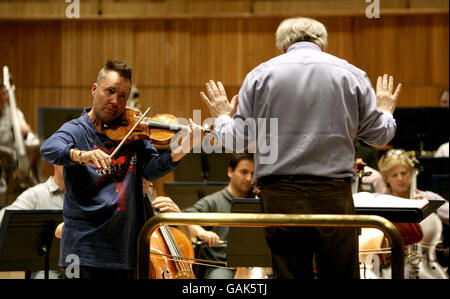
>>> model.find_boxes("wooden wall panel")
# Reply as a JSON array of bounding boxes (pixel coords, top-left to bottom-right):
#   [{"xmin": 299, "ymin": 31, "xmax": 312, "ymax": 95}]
[
  {"xmin": 191, "ymin": 19, "xmax": 248, "ymax": 86},
  {"xmin": 0, "ymin": 0, "xmax": 448, "ymax": 20},
  {"xmin": 0, "ymin": 22, "xmax": 61, "ymax": 86},
  {"xmin": 356, "ymin": 15, "xmax": 448, "ymax": 106},
  {"xmin": 0, "ymin": 13, "xmax": 448, "ymax": 133},
  {"xmin": 133, "ymin": 20, "xmax": 191, "ymax": 86},
  {"xmin": 15, "ymin": 87, "xmax": 62, "ymax": 134},
  {"xmin": 61, "ymin": 21, "xmax": 134, "ymax": 86},
  {"xmin": 429, "ymin": 15, "xmax": 449, "ymax": 85}
]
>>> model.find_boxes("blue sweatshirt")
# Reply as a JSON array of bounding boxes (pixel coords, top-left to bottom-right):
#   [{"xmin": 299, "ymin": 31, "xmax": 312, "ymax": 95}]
[{"xmin": 40, "ymin": 109, "xmax": 178, "ymax": 270}]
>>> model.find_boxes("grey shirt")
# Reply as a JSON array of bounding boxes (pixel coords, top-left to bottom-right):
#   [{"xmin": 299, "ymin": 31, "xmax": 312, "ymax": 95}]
[
  {"xmin": 215, "ymin": 42, "xmax": 396, "ymax": 183},
  {"xmin": 0, "ymin": 176, "xmax": 64, "ymax": 224},
  {"xmin": 183, "ymin": 188, "xmax": 234, "ymax": 263}
]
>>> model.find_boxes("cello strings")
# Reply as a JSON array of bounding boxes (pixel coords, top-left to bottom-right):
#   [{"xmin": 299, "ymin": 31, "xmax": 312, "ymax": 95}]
[
  {"xmin": 159, "ymin": 225, "xmax": 183, "ymax": 272},
  {"xmin": 149, "ymin": 253, "xmax": 234, "ymax": 270},
  {"xmin": 150, "ymin": 250, "xmax": 228, "ymax": 266},
  {"xmin": 159, "ymin": 225, "xmax": 194, "ymax": 276},
  {"xmin": 147, "ymin": 190, "xmax": 193, "ymax": 277},
  {"xmin": 359, "ymin": 248, "xmax": 391, "ymax": 253}
]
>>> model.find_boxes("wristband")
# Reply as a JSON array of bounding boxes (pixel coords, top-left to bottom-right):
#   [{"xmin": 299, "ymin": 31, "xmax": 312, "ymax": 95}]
[
  {"xmin": 78, "ymin": 150, "xmax": 85, "ymax": 165},
  {"xmin": 70, "ymin": 148, "xmax": 78, "ymax": 162}
]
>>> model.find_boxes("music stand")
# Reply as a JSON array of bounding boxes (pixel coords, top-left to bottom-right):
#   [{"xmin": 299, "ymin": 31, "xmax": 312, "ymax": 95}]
[
  {"xmin": 0, "ymin": 209, "xmax": 63, "ymax": 279},
  {"xmin": 226, "ymin": 196, "xmax": 446, "ymax": 267},
  {"xmin": 354, "ymin": 198, "xmax": 445, "ymax": 223},
  {"xmin": 227, "ymin": 198, "xmax": 272, "ymax": 267}
]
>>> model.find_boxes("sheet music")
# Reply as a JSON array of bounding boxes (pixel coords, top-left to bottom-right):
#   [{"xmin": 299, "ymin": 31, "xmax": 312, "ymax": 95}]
[{"xmin": 353, "ymin": 192, "xmax": 429, "ymax": 209}]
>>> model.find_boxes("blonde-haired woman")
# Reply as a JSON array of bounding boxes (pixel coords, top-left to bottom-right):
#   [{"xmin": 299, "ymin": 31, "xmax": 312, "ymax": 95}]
[
  {"xmin": 378, "ymin": 149, "xmax": 448, "ymax": 279},
  {"xmin": 378, "ymin": 149, "xmax": 448, "ymax": 221}
]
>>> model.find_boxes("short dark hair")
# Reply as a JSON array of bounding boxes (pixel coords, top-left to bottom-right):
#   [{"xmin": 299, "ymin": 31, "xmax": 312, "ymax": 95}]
[
  {"xmin": 97, "ymin": 59, "xmax": 132, "ymax": 83},
  {"xmin": 228, "ymin": 153, "xmax": 254, "ymax": 171}
]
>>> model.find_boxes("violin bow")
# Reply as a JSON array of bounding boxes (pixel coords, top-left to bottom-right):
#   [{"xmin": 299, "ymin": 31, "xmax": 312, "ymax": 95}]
[{"xmin": 109, "ymin": 105, "xmax": 153, "ymax": 159}]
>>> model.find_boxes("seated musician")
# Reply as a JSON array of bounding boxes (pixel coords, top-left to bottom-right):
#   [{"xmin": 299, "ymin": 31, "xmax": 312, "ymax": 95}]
[
  {"xmin": 377, "ymin": 149, "xmax": 449, "ymax": 278},
  {"xmin": 152, "ymin": 153, "xmax": 256, "ymax": 279},
  {"xmin": 0, "ymin": 164, "xmax": 64, "ymax": 224},
  {"xmin": 378, "ymin": 149, "xmax": 448, "ymax": 226},
  {"xmin": 0, "ymin": 83, "xmax": 40, "ymax": 205},
  {"xmin": 0, "ymin": 164, "xmax": 65, "ymax": 279}
]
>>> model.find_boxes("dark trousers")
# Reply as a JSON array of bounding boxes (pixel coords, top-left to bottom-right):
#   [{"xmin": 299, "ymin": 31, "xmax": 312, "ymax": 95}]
[{"xmin": 259, "ymin": 176, "xmax": 360, "ymax": 279}]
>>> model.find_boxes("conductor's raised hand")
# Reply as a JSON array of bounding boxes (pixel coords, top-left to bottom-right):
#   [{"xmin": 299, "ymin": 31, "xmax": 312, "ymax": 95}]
[
  {"xmin": 376, "ymin": 74, "xmax": 402, "ymax": 114},
  {"xmin": 200, "ymin": 80, "xmax": 238, "ymax": 118}
]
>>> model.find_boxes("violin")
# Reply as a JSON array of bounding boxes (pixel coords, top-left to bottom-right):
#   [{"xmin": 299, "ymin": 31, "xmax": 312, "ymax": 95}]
[
  {"xmin": 105, "ymin": 108, "xmax": 191, "ymax": 149},
  {"xmin": 145, "ymin": 188, "xmax": 196, "ymax": 279},
  {"xmin": 352, "ymin": 158, "xmax": 371, "ymax": 194}
]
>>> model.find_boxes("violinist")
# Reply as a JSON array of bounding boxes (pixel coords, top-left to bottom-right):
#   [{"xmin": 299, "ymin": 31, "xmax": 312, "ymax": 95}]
[{"xmin": 40, "ymin": 59, "xmax": 203, "ymax": 279}]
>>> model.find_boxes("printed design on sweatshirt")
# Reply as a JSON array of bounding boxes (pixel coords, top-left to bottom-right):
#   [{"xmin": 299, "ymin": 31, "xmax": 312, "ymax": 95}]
[{"xmin": 93, "ymin": 144, "xmax": 137, "ymax": 211}]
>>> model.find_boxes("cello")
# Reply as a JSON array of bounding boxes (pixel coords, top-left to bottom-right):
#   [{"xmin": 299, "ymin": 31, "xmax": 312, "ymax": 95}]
[
  {"xmin": 407, "ymin": 165, "xmax": 448, "ymax": 279},
  {"xmin": 144, "ymin": 185, "xmax": 196, "ymax": 279}
]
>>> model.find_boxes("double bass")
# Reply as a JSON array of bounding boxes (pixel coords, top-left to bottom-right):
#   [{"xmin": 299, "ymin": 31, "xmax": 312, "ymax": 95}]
[{"xmin": 1, "ymin": 66, "xmax": 38, "ymax": 204}]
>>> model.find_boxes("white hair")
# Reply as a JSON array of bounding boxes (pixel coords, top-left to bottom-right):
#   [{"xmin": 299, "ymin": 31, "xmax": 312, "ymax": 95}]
[{"xmin": 275, "ymin": 17, "xmax": 328, "ymax": 52}]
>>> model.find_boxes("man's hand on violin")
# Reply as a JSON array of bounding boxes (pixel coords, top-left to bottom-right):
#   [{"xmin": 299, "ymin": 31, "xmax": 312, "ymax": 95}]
[
  {"xmin": 200, "ymin": 80, "xmax": 238, "ymax": 118},
  {"xmin": 70, "ymin": 148, "xmax": 111, "ymax": 170},
  {"xmin": 171, "ymin": 118, "xmax": 204, "ymax": 162}
]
